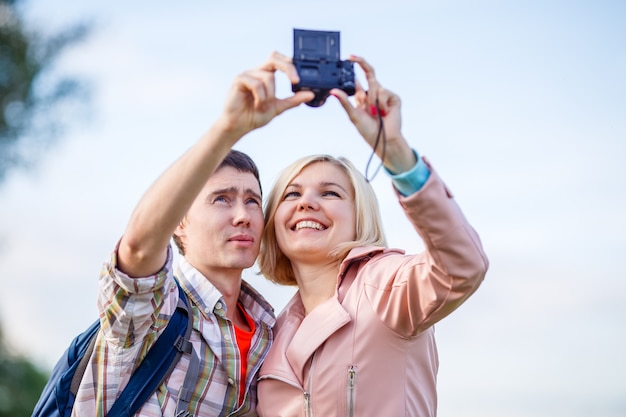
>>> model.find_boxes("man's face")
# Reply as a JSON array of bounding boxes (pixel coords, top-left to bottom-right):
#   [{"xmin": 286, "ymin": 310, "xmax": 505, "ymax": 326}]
[{"xmin": 177, "ymin": 166, "xmax": 264, "ymax": 276}]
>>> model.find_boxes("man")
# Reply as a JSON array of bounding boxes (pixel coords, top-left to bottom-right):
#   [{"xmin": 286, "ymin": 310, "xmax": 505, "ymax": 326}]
[{"xmin": 71, "ymin": 53, "xmax": 315, "ymax": 416}]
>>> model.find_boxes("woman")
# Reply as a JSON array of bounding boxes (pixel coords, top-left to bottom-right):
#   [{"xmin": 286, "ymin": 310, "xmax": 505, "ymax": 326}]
[{"xmin": 256, "ymin": 56, "xmax": 489, "ymax": 416}]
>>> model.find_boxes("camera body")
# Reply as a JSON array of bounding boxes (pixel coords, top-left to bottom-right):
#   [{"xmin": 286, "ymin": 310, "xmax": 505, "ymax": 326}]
[{"xmin": 292, "ymin": 29, "xmax": 356, "ymax": 107}]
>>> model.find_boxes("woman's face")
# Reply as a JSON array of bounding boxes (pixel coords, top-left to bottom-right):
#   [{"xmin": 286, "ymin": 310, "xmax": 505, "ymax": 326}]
[{"xmin": 274, "ymin": 161, "xmax": 356, "ymax": 265}]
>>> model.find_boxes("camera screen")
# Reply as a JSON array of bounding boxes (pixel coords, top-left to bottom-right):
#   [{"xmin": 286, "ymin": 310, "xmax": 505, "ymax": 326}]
[{"xmin": 293, "ymin": 29, "xmax": 340, "ymax": 61}]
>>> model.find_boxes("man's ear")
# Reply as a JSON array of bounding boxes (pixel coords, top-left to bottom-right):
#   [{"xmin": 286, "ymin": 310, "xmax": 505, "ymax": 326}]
[{"xmin": 174, "ymin": 219, "xmax": 187, "ymax": 239}]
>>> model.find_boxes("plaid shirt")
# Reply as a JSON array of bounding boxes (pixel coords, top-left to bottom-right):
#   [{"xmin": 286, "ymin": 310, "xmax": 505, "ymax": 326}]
[{"xmin": 72, "ymin": 246, "xmax": 275, "ymax": 417}]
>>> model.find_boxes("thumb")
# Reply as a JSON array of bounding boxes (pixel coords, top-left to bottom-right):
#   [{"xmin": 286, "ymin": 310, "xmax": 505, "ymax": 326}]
[{"xmin": 275, "ymin": 91, "xmax": 315, "ymax": 115}]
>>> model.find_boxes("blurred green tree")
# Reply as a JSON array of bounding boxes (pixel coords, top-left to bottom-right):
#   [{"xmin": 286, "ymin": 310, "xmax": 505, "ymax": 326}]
[
  {"xmin": 1, "ymin": 0, "xmax": 92, "ymax": 413},
  {"xmin": 0, "ymin": 0, "xmax": 91, "ymax": 183},
  {"xmin": 0, "ymin": 323, "xmax": 49, "ymax": 416}
]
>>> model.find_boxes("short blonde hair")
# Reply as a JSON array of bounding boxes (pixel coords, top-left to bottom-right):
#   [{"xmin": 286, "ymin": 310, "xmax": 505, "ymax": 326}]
[{"xmin": 259, "ymin": 155, "xmax": 387, "ymax": 286}]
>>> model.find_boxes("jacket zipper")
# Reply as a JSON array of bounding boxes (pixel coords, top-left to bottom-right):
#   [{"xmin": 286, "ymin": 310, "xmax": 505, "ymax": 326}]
[
  {"xmin": 258, "ymin": 374, "xmax": 309, "ymax": 416},
  {"xmin": 303, "ymin": 353, "xmax": 317, "ymax": 417},
  {"xmin": 303, "ymin": 391, "xmax": 311, "ymax": 417},
  {"xmin": 346, "ymin": 365, "xmax": 357, "ymax": 417},
  {"xmin": 259, "ymin": 353, "xmax": 319, "ymax": 416}
]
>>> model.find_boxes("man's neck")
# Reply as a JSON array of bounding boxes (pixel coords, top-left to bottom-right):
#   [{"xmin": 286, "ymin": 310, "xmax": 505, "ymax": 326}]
[
  {"xmin": 200, "ymin": 266, "xmax": 247, "ymax": 327},
  {"xmin": 181, "ymin": 257, "xmax": 247, "ymax": 327}
]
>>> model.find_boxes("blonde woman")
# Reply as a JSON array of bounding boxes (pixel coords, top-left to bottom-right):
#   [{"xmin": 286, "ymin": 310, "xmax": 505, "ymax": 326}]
[{"xmin": 256, "ymin": 56, "xmax": 489, "ymax": 417}]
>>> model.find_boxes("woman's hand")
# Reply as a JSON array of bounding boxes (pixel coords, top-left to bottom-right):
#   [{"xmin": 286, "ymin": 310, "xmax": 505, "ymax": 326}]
[{"xmin": 331, "ymin": 55, "xmax": 416, "ymax": 174}]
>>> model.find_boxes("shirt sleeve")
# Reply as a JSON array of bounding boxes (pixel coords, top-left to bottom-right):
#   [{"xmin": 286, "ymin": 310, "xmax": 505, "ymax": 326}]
[
  {"xmin": 98, "ymin": 243, "xmax": 177, "ymax": 348},
  {"xmin": 385, "ymin": 149, "xmax": 431, "ymax": 196}
]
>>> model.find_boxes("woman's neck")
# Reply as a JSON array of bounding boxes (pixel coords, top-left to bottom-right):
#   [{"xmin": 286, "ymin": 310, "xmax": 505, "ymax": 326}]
[{"xmin": 292, "ymin": 261, "xmax": 340, "ymax": 315}]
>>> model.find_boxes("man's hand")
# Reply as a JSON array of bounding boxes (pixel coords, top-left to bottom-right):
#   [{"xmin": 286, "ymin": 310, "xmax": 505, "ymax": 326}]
[{"xmin": 217, "ymin": 52, "xmax": 315, "ymax": 137}]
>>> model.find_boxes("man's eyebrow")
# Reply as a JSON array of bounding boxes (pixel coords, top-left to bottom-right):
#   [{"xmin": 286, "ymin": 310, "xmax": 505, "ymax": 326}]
[
  {"xmin": 210, "ymin": 186, "xmax": 238, "ymax": 196},
  {"xmin": 246, "ymin": 188, "xmax": 262, "ymax": 201},
  {"xmin": 210, "ymin": 187, "xmax": 262, "ymax": 200}
]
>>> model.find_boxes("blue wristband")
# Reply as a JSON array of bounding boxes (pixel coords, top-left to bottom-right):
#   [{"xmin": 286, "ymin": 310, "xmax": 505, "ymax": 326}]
[{"xmin": 385, "ymin": 150, "xmax": 431, "ymax": 196}]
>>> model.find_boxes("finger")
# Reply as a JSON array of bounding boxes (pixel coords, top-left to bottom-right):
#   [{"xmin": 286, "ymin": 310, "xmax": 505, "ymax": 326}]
[
  {"xmin": 330, "ymin": 89, "xmax": 360, "ymax": 124},
  {"xmin": 349, "ymin": 54, "xmax": 375, "ymax": 76},
  {"xmin": 350, "ymin": 55, "xmax": 382, "ymax": 107},
  {"xmin": 275, "ymin": 91, "xmax": 315, "ymax": 115},
  {"xmin": 237, "ymin": 72, "xmax": 269, "ymax": 108},
  {"xmin": 376, "ymin": 87, "xmax": 392, "ymax": 116},
  {"xmin": 355, "ymin": 78, "xmax": 367, "ymax": 94},
  {"xmin": 354, "ymin": 79, "xmax": 368, "ymax": 106},
  {"xmin": 259, "ymin": 51, "xmax": 300, "ymax": 84},
  {"xmin": 350, "ymin": 55, "xmax": 378, "ymax": 88},
  {"xmin": 379, "ymin": 86, "xmax": 402, "ymax": 117},
  {"xmin": 356, "ymin": 78, "xmax": 384, "ymax": 117},
  {"xmin": 258, "ymin": 51, "xmax": 290, "ymax": 71},
  {"xmin": 255, "ymin": 69, "xmax": 277, "ymax": 104}
]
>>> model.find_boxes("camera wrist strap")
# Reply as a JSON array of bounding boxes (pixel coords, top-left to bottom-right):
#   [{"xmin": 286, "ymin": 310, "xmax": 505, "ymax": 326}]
[{"xmin": 364, "ymin": 99, "xmax": 386, "ymax": 183}]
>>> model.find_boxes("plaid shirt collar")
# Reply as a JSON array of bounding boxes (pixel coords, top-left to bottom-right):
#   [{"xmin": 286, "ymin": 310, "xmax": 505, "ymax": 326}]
[{"xmin": 176, "ymin": 257, "xmax": 275, "ymax": 327}]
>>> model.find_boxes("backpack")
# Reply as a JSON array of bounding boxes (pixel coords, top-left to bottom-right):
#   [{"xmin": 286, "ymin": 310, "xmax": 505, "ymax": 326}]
[{"xmin": 32, "ymin": 279, "xmax": 199, "ymax": 417}]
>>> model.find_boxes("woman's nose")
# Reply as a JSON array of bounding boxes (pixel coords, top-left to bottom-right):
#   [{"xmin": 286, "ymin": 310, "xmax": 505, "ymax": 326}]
[{"xmin": 297, "ymin": 193, "xmax": 318, "ymax": 211}]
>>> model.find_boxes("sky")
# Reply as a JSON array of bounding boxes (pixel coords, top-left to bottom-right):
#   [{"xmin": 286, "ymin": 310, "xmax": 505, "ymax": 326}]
[{"xmin": 1, "ymin": 0, "xmax": 625, "ymax": 416}]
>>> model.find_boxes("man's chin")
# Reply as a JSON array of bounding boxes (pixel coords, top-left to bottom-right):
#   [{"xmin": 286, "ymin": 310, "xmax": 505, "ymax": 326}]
[{"xmin": 227, "ymin": 255, "xmax": 258, "ymax": 270}]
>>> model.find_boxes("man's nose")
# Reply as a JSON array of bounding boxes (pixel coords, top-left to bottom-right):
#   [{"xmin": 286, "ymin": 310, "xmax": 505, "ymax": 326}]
[{"xmin": 233, "ymin": 201, "xmax": 252, "ymax": 225}]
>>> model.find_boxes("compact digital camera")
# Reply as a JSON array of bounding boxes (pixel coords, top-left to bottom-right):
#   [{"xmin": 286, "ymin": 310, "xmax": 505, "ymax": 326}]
[{"xmin": 292, "ymin": 29, "xmax": 356, "ymax": 107}]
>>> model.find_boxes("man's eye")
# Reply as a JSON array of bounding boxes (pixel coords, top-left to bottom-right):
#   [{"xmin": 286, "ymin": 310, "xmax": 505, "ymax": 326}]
[
  {"xmin": 214, "ymin": 196, "xmax": 229, "ymax": 203},
  {"xmin": 247, "ymin": 198, "xmax": 261, "ymax": 206}
]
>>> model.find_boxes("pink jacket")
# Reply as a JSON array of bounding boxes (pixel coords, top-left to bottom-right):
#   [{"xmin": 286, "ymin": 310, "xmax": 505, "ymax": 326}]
[{"xmin": 257, "ymin": 167, "xmax": 488, "ymax": 417}]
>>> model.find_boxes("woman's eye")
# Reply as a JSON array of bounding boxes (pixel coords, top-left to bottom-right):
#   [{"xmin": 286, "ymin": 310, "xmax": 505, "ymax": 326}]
[
  {"xmin": 284, "ymin": 191, "xmax": 300, "ymax": 199},
  {"xmin": 323, "ymin": 190, "xmax": 340, "ymax": 197}
]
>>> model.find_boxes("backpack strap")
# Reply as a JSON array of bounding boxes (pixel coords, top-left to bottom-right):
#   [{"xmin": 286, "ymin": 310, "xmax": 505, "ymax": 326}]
[
  {"xmin": 107, "ymin": 279, "xmax": 193, "ymax": 417},
  {"xmin": 151, "ymin": 278, "xmax": 195, "ymax": 394},
  {"xmin": 70, "ymin": 279, "xmax": 195, "ymax": 417},
  {"xmin": 175, "ymin": 337, "xmax": 200, "ymax": 416},
  {"xmin": 70, "ymin": 324, "xmax": 98, "ymax": 395}
]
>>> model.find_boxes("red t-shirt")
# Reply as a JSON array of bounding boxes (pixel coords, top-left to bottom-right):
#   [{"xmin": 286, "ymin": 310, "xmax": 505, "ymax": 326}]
[{"xmin": 234, "ymin": 303, "xmax": 256, "ymax": 404}]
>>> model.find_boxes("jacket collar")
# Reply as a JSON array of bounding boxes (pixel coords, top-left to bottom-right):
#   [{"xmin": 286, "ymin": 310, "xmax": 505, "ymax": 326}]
[
  {"xmin": 338, "ymin": 246, "xmax": 405, "ymax": 279},
  {"xmin": 274, "ymin": 245, "xmax": 406, "ymax": 384},
  {"xmin": 283, "ymin": 294, "xmax": 351, "ymax": 380}
]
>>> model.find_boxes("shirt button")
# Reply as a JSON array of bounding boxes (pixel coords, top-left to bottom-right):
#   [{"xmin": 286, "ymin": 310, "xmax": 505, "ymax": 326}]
[
  {"xmin": 228, "ymin": 378, "xmax": 235, "ymax": 385},
  {"xmin": 224, "ymin": 334, "xmax": 231, "ymax": 341},
  {"xmin": 204, "ymin": 307, "xmax": 211, "ymax": 315},
  {"xmin": 215, "ymin": 302, "xmax": 223, "ymax": 310}
]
